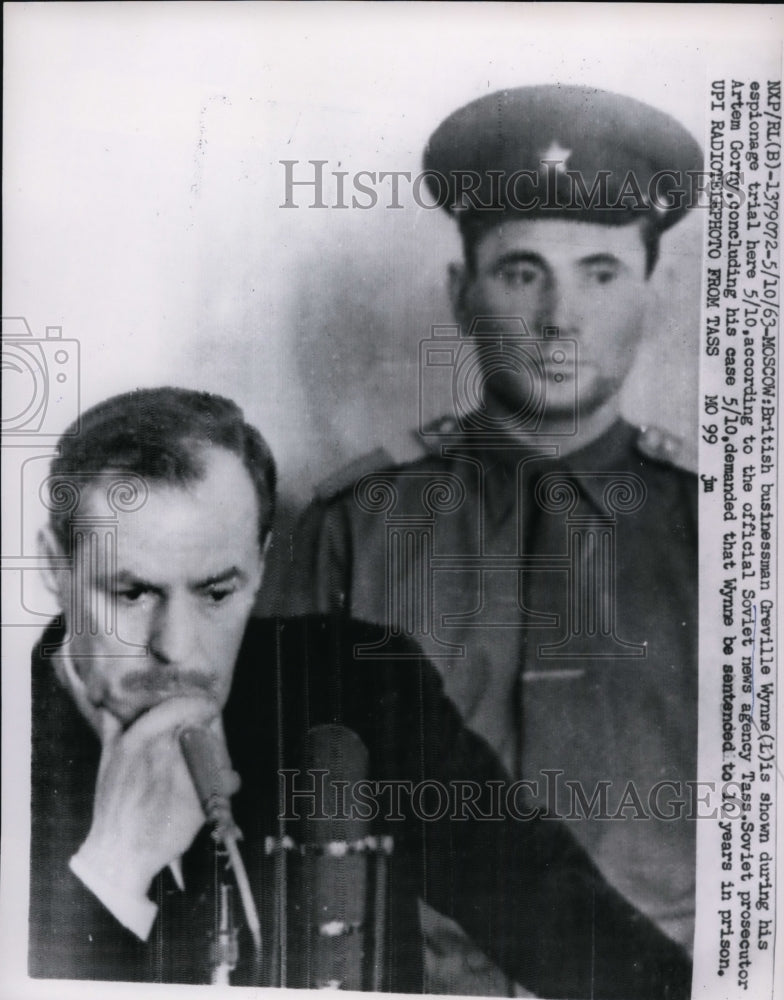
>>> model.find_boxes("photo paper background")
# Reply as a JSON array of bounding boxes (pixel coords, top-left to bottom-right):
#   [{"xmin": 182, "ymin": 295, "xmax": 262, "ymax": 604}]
[{"xmin": 2, "ymin": 4, "xmax": 781, "ymax": 999}]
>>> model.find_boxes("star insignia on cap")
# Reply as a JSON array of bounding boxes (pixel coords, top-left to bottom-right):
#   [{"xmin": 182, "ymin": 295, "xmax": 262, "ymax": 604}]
[{"xmin": 539, "ymin": 141, "xmax": 572, "ymax": 172}]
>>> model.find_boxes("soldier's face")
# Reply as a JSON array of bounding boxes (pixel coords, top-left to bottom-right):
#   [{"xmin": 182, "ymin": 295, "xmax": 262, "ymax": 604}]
[
  {"xmin": 47, "ymin": 448, "xmax": 265, "ymax": 727},
  {"xmin": 451, "ymin": 218, "xmax": 650, "ymax": 423}
]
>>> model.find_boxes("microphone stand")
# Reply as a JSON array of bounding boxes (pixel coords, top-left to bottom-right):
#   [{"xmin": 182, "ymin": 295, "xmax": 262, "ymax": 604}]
[
  {"xmin": 221, "ymin": 830, "xmax": 262, "ymax": 974},
  {"xmin": 209, "ymin": 836, "xmax": 262, "ymax": 986},
  {"xmin": 211, "ymin": 879, "xmax": 238, "ymax": 985}
]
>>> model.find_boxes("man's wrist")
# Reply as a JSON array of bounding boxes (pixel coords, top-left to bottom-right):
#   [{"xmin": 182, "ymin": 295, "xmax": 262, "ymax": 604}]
[
  {"xmin": 73, "ymin": 832, "xmax": 154, "ymax": 897},
  {"xmin": 70, "ymin": 843, "xmax": 158, "ymax": 940}
]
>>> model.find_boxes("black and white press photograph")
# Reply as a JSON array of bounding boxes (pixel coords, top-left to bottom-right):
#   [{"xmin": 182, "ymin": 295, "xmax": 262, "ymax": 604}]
[{"xmin": 2, "ymin": 4, "xmax": 781, "ymax": 999}]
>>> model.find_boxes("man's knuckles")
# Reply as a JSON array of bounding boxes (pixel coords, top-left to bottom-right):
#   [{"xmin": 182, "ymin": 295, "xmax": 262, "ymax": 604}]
[{"xmin": 122, "ymin": 694, "xmax": 220, "ymax": 748}]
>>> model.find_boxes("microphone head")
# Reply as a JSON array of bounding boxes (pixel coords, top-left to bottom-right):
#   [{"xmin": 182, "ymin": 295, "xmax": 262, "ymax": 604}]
[{"xmin": 301, "ymin": 724, "xmax": 370, "ymax": 843}]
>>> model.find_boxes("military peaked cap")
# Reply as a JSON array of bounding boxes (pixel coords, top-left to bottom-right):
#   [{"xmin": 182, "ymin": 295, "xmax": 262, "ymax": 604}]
[{"xmin": 423, "ymin": 85, "xmax": 703, "ymax": 232}]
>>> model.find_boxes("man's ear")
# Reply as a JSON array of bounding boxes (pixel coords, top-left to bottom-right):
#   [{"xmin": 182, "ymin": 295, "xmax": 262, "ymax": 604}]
[
  {"xmin": 37, "ymin": 526, "xmax": 69, "ymax": 606},
  {"xmin": 448, "ymin": 261, "xmax": 469, "ymax": 323}
]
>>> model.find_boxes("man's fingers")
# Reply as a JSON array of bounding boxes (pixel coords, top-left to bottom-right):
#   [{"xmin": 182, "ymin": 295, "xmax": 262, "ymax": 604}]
[
  {"xmin": 95, "ymin": 709, "xmax": 126, "ymax": 786},
  {"xmin": 121, "ymin": 694, "xmax": 220, "ymax": 751},
  {"xmin": 86, "ymin": 695, "xmax": 222, "ymax": 895},
  {"xmin": 99, "ymin": 708, "xmax": 124, "ymax": 746}
]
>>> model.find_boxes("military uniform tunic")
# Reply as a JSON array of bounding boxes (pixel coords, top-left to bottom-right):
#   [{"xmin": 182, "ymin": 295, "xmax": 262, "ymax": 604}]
[{"xmin": 287, "ymin": 419, "xmax": 698, "ymax": 960}]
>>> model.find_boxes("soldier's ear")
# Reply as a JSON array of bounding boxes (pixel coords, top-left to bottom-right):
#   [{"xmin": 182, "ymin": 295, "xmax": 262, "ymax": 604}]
[
  {"xmin": 37, "ymin": 526, "xmax": 69, "ymax": 606},
  {"xmin": 448, "ymin": 261, "xmax": 470, "ymax": 321}
]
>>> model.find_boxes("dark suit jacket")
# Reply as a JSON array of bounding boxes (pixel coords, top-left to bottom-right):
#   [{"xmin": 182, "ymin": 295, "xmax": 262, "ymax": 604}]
[{"xmin": 30, "ymin": 615, "xmax": 691, "ymax": 997}]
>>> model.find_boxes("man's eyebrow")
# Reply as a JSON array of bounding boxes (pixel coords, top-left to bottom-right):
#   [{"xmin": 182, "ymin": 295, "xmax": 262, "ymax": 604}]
[
  {"xmin": 107, "ymin": 569, "xmax": 156, "ymax": 589},
  {"xmin": 194, "ymin": 567, "xmax": 245, "ymax": 589},
  {"xmin": 98, "ymin": 568, "xmax": 246, "ymax": 590},
  {"xmin": 578, "ymin": 253, "xmax": 623, "ymax": 267},
  {"xmin": 493, "ymin": 250, "xmax": 547, "ymax": 268}
]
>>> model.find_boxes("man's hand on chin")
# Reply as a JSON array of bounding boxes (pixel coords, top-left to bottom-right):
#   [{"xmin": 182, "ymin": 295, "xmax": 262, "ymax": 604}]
[{"xmin": 70, "ymin": 694, "xmax": 224, "ymax": 937}]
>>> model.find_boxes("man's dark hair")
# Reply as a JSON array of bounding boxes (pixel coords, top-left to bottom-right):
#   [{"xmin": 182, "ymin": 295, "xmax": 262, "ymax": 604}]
[
  {"xmin": 48, "ymin": 387, "xmax": 276, "ymax": 552},
  {"xmin": 459, "ymin": 214, "xmax": 661, "ymax": 278}
]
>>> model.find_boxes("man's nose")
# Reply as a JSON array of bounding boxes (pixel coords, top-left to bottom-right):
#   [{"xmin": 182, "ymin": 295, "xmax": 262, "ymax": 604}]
[
  {"xmin": 149, "ymin": 596, "xmax": 194, "ymax": 665},
  {"xmin": 540, "ymin": 277, "xmax": 580, "ymax": 336}
]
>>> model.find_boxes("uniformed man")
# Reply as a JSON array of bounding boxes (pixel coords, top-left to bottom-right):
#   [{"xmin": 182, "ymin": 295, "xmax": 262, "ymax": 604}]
[{"xmin": 286, "ymin": 85, "xmax": 701, "ymax": 995}]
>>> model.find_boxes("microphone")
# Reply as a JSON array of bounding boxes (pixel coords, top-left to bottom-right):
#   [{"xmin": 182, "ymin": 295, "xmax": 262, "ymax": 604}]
[
  {"xmin": 179, "ymin": 726, "xmax": 261, "ymax": 980},
  {"xmin": 286, "ymin": 724, "xmax": 390, "ymax": 991},
  {"xmin": 179, "ymin": 726, "xmax": 241, "ymax": 842}
]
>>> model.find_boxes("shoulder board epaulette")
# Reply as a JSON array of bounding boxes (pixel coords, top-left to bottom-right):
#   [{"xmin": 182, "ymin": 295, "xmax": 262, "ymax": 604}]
[
  {"xmin": 313, "ymin": 419, "xmax": 458, "ymax": 501},
  {"xmin": 314, "ymin": 447, "xmax": 394, "ymax": 501},
  {"xmin": 635, "ymin": 425, "xmax": 696, "ymax": 473},
  {"xmin": 420, "ymin": 413, "xmax": 462, "ymax": 439}
]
